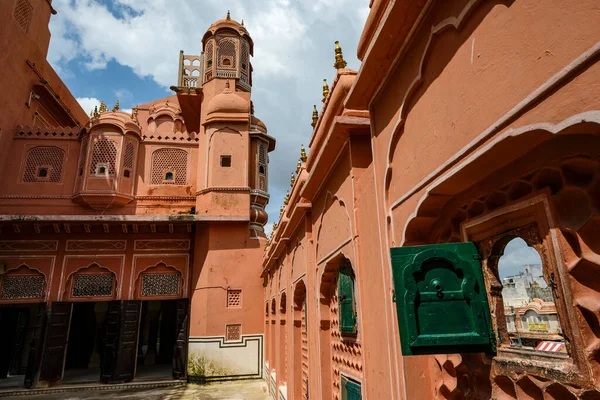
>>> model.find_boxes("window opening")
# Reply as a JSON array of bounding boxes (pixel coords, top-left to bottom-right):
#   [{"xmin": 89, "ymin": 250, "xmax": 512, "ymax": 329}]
[
  {"xmin": 223, "ymin": 58, "xmax": 231, "ymax": 66},
  {"xmin": 338, "ymin": 262, "xmax": 357, "ymax": 335},
  {"xmin": 499, "ymin": 237, "xmax": 566, "ymax": 353},
  {"xmin": 221, "ymin": 155, "xmax": 232, "ymax": 168},
  {"xmin": 96, "ymin": 164, "xmax": 108, "ymax": 176},
  {"xmin": 37, "ymin": 168, "xmax": 48, "ymax": 178},
  {"xmin": 164, "ymin": 171, "xmax": 174, "ymax": 181},
  {"xmin": 124, "ymin": 169, "xmax": 131, "ymax": 178}
]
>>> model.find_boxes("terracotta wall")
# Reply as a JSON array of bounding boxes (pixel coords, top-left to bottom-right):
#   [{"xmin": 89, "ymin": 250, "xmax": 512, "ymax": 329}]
[
  {"xmin": 264, "ymin": 0, "xmax": 600, "ymax": 398},
  {"xmin": 0, "ymin": 231, "xmax": 192, "ymax": 304}
]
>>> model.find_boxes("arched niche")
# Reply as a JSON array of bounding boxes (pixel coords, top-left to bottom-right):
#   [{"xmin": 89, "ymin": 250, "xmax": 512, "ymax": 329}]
[
  {"xmin": 65, "ymin": 263, "xmax": 117, "ymax": 301},
  {"xmin": 0, "ymin": 264, "xmax": 46, "ymax": 301},
  {"xmin": 315, "ymin": 193, "xmax": 353, "ymax": 263},
  {"xmin": 134, "ymin": 262, "xmax": 182, "ymax": 300}
]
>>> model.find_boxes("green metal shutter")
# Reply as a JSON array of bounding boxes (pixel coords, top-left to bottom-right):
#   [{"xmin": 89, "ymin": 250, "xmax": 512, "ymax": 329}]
[
  {"xmin": 390, "ymin": 242, "xmax": 496, "ymax": 355},
  {"xmin": 338, "ymin": 264, "xmax": 357, "ymax": 334},
  {"xmin": 341, "ymin": 376, "xmax": 362, "ymax": 400}
]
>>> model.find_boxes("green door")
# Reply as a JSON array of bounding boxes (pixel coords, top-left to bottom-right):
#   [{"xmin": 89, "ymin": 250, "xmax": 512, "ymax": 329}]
[{"xmin": 390, "ymin": 242, "xmax": 495, "ymax": 355}]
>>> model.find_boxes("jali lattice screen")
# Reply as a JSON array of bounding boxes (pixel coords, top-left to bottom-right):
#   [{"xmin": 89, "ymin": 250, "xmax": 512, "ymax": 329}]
[
  {"xmin": 0, "ymin": 275, "xmax": 44, "ymax": 299},
  {"xmin": 13, "ymin": 0, "xmax": 33, "ymax": 32},
  {"xmin": 217, "ymin": 38, "xmax": 237, "ymax": 68},
  {"xmin": 90, "ymin": 138, "xmax": 118, "ymax": 175},
  {"xmin": 227, "ymin": 289, "xmax": 242, "ymax": 307},
  {"xmin": 123, "ymin": 142, "xmax": 135, "ymax": 170},
  {"xmin": 141, "ymin": 273, "xmax": 180, "ymax": 297},
  {"xmin": 72, "ymin": 274, "xmax": 114, "ymax": 297},
  {"xmin": 226, "ymin": 324, "xmax": 242, "ymax": 341},
  {"xmin": 23, "ymin": 146, "xmax": 65, "ymax": 183},
  {"xmin": 150, "ymin": 148, "xmax": 188, "ymax": 185}
]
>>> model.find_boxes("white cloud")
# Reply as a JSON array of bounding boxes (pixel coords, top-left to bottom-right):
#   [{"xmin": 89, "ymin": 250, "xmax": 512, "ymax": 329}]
[
  {"xmin": 49, "ymin": 0, "xmax": 369, "ymax": 226},
  {"xmin": 76, "ymin": 97, "xmax": 101, "ymax": 115}
]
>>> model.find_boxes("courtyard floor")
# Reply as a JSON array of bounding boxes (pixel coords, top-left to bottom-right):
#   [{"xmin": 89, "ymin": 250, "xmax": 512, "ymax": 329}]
[{"xmin": 1, "ymin": 380, "xmax": 269, "ymax": 400}]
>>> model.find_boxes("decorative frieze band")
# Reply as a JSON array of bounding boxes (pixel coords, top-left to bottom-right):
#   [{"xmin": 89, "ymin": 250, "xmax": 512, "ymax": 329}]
[
  {"xmin": 134, "ymin": 239, "xmax": 190, "ymax": 251},
  {"xmin": 66, "ymin": 240, "xmax": 127, "ymax": 251},
  {"xmin": 0, "ymin": 241, "xmax": 58, "ymax": 252}
]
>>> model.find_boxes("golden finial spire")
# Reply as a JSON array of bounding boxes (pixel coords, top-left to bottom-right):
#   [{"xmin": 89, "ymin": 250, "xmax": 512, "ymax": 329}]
[
  {"xmin": 290, "ymin": 172, "xmax": 296, "ymax": 187},
  {"xmin": 280, "ymin": 206, "xmax": 284, "ymax": 217},
  {"xmin": 241, "ymin": 19, "xmax": 244, "ymax": 26},
  {"xmin": 112, "ymin": 100, "xmax": 120, "ymax": 112},
  {"xmin": 226, "ymin": 10, "xmax": 231, "ymax": 21},
  {"xmin": 99, "ymin": 101, "xmax": 108, "ymax": 113},
  {"xmin": 311, "ymin": 105, "xmax": 318, "ymax": 128},
  {"xmin": 131, "ymin": 105, "xmax": 139, "ymax": 121},
  {"xmin": 322, "ymin": 79, "xmax": 329, "ymax": 103},
  {"xmin": 300, "ymin": 144, "xmax": 307, "ymax": 162},
  {"xmin": 333, "ymin": 41, "xmax": 347, "ymax": 69},
  {"xmin": 89, "ymin": 109, "xmax": 93, "ymax": 117},
  {"xmin": 296, "ymin": 159, "xmax": 302, "ymax": 173},
  {"xmin": 272, "ymin": 222, "xmax": 278, "ymax": 232},
  {"xmin": 93, "ymin": 106, "xmax": 99, "ymax": 118},
  {"xmin": 284, "ymin": 191, "xmax": 290, "ymax": 205}
]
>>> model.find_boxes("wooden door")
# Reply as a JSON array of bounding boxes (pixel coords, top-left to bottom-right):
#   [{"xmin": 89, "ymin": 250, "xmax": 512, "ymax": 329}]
[
  {"xmin": 39, "ymin": 302, "xmax": 73, "ymax": 382},
  {"xmin": 100, "ymin": 301, "xmax": 120, "ymax": 383},
  {"xmin": 0, "ymin": 308, "xmax": 18, "ymax": 379},
  {"xmin": 112, "ymin": 301, "xmax": 141, "ymax": 383},
  {"xmin": 172, "ymin": 299, "xmax": 189, "ymax": 380},
  {"xmin": 24, "ymin": 303, "xmax": 47, "ymax": 389},
  {"xmin": 10, "ymin": 307, "xmax": 30, "ymax": 375}
]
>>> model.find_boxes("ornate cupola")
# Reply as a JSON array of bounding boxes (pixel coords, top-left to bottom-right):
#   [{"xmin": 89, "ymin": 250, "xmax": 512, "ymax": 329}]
[
  {"xmin": 201, "ymin": 11, "xmax": 254, "ymax": 92},
  {"xmin": 72, "ymin": 102, "xmax": 141, "ymax": 210}
]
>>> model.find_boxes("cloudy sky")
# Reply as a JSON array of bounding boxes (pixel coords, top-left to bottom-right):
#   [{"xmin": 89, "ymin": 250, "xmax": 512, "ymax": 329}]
[
  {"xmin": 47, "ymin": 0, "xmax": 369, "ymax": 234},
  {"xmin": 498, "ymin": 237, "xmax": 543, "ymax": 279}
]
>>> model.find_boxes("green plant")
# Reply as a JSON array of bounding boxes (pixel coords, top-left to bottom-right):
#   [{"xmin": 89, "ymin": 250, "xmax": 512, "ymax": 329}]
[{"xmin": 187, "ymin": 351, "xmax": 235, "ymax": 378}]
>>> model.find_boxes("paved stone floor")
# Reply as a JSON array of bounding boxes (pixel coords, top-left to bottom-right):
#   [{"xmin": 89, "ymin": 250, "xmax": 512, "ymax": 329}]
[{"xmin": 3, "ymin": 380, "xmax": 269, "ymax": 400}]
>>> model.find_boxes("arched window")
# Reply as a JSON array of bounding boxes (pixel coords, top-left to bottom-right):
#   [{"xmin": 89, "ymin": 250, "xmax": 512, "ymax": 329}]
[
  {"xmin": 90, "ymin": 138, "xmax": 118, "ymax": 176},
  {"xmin": 23, "ymin": 146, "xmax": 65, "ymax": 182},
  {"xmin": 150, "ymin": 148, "xmax": 188, "ymax": 185},
  {"xmin": 217, "ymin": 38, "xmax": 237, "ymax": 69},
  {"xmin": 499, "ymin": 237, "xmax": 564, "ymax": 351}
]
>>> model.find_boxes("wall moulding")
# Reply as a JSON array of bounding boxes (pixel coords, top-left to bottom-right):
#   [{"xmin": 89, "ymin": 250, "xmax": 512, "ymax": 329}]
[
  {"xmin": 0, "ymin": 240, "xmax": 58, "ymax": 251},
  {"xmin": 66, "ymin": 240, "xmax": 127, "ymax": 251},
  {"xmin": 134, "ymin": 239, "xmax": 190, "ymax": 251}
]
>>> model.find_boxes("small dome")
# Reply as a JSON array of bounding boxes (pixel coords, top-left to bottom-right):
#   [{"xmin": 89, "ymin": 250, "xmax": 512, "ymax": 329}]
[
  {"xmin": 206, "ymin": 84, "xmax": 250, "ymax": 116},
  {"xmin": 251, "ymin": 115, "xmax": 267, "ymax": 132}
]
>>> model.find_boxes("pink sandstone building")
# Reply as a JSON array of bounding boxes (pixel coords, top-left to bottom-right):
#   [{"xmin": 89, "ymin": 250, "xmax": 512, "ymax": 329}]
[
  {"xmin": 0, "ymin": 1, "xmax": 272, "ymax": 390},
  {"xmin": 262, "ymin": 0, "xmax": 600, "ymax": 399},
  {"xmin": 2, "ymin": 1, "xmax": 600, "ymax": 400}
]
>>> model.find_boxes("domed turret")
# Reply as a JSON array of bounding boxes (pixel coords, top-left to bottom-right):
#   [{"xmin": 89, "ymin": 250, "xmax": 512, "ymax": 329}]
[{"xmin": 202, "ymin": 11, "xmax": 253, "ymax": 91}]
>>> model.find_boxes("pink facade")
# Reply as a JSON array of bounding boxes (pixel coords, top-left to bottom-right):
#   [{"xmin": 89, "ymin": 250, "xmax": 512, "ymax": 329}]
[
  {"xmin": 263, "ymin": 1, "xmax": 600, "ymax": 399},
  {"xmin": 0, "ymin": 2, "xmax": 272, "ymax": 389}
]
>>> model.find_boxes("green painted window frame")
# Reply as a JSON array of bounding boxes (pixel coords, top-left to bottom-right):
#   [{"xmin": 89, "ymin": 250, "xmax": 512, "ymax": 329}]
[
  {"xmin": 338, "ymin": 262, "xmax": 357, "ymax": 335},
  {"xmin": 341, "ymin": 375, "xmax": 362, "ymax": 400}
]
